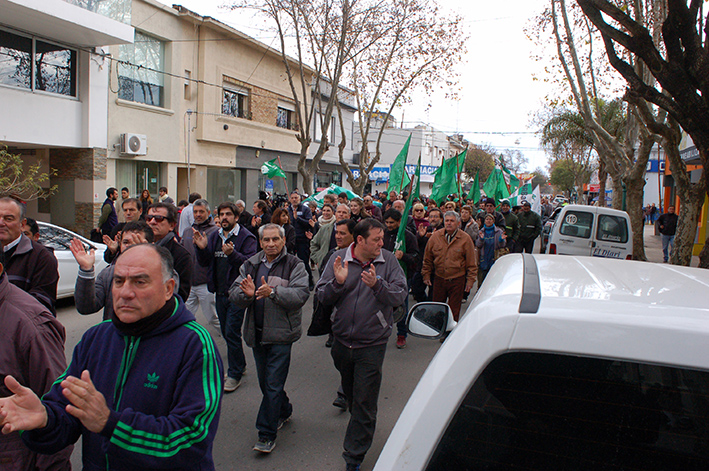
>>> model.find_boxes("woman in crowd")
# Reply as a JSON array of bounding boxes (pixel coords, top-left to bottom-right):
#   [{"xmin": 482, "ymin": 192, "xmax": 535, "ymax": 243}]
[
  {"xmin": 139, "ymin": 189, "xmax": 153, "ymax": 220},
  {"xmin": 476, "ymin": 213, "xmax": 506, "ymax": 287},
  {"xmin": 349, "ymin": 197, "xmax": 370, "ymax": 223},
  {"xmin": 271, "ymin": 207, "xmax": 297, "ymax": 254}
]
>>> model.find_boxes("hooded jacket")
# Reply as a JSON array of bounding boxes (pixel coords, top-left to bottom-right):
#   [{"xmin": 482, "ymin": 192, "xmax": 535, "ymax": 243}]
[
  {"xmin": 316, "ymin": 245, "xmax": 408, "ymax": 348},
  {"xmin": 230, "ymin": 248, "xmax": 309, "ymax": 347},
  {"xmin": 21, "ymin": 298, "xmax": 223, "ymax": 471}
]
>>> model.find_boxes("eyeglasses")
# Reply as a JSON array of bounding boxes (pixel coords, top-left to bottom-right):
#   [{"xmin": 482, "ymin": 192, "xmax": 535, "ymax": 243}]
[
  {"xmin": 414, "ymin": 209, "xmax": 424, "ymax": 212},
  {"xmin": 145, "ymin": 214, "xmax": 169, "ymax": 223}
]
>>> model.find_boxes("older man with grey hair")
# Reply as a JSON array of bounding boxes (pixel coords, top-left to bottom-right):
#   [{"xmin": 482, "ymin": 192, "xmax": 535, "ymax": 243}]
[
  {"xmin": 230, "ymin": 223, "xmax": 309, "ymax": 454},
  {"xmin": 421, "ymin": 210, "xmax": 477, "ymax": 322},
  {"xmin": 235, "ymin": 199, "xmax": 253, "ymax": 228},
  {"xmin": 182, "ymin": 199, "xmax": 220, "ymax": 328}
]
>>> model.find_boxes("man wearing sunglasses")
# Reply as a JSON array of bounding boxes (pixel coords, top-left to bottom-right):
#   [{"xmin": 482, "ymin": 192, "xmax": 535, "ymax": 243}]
[{"xmin": 146, "ymin": 203, "xmax": 193, "ymax": 302}]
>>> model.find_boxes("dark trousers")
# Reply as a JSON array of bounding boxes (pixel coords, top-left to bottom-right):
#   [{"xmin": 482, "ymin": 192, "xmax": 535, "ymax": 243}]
[
  {"xmin": 215, "ymin": 294, "xmax": 246, "ymax": 380},
  {"xmin": 295, "ymin": 238, "xmax": 313, "ymax": 285},
  {"xmin": 410, "ymin": 271, "xmax": 429, "ymax": 302},
  {"xmin": 331, "ymin": 340, "xmax": 387, "ymax": 466},
  {"xmin": 432, "ymin": 275, "xmax": 466, "ymax": 321},
  {"xmin": 520, "ymin": 237, "xmax": 536, "ymax": 254},
  {"xmin": 253, "ymin": 343, "xmax": 293, "ymax": 441}
]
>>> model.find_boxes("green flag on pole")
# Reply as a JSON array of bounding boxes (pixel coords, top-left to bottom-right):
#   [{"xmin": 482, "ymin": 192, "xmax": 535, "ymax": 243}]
[
  {"xmin": 386, "ymin": 134, "xmax": 412, "ymax": 196},
  {"xmin": 394, "ymin": 155, "xmax": 421, "ymax": 275},
  {"xmin": 430, "ymin": 150, "xmax": 466, "ymax": 204},
  {"xmin": 471, "ymin": 171, "xmax": 481, "ymax": 205},
  {"xmin": 501, "ymin": 163, "xmax": 520, "ymax": 195},
  {"xmin": 482, "ymin": 167, "xmax": 510, "ymax": 204},
  {"xmin": 261, "ymin": 158, "xmax": 287, "ymax": 179}
]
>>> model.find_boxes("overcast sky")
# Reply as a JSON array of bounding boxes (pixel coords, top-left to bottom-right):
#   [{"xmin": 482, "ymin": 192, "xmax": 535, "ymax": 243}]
[{"xmin": 156, "ymin": 0, "xmax": 552, "ymax": 171}]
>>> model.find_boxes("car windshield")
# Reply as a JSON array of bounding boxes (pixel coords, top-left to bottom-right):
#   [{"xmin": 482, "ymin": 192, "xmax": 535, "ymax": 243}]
[{"xmin": 39, "ymin": 225, "xmax": 89, "ymax": 251}]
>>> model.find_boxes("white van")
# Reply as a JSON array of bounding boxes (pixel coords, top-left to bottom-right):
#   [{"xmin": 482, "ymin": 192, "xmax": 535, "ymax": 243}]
[
  {"xmin": 546, "ymin": 204, "xmax": 633, "ymax": 259},
  {"xmin": 374, "ymin": 254, "xmax": 709, "ymax": 470}
]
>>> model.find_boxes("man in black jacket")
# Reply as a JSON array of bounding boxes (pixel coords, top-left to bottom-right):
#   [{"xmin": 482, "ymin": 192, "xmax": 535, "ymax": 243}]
[
  {"xmin": 287, "ymin": 191, "xmax": 314, "ymax": 289},
  {"xmin": 146, "ymin": 202, "xmax": 193, "ymax": 302},
  {"xmin": 657, "ymin": 206, "xmax": 679, "ymax": 263},
  {"xmin": 0, "ymin": 197, "xmax": 58, "ymax": 314},
  {"xmin": 382, "ymin": 209, "xmax": 418, "ymax": 349}
]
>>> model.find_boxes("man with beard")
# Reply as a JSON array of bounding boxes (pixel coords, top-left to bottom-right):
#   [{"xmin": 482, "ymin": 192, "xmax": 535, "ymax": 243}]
[{"xmin": 195, "ymin": 202, "xmax": 257, "ymax": 392}]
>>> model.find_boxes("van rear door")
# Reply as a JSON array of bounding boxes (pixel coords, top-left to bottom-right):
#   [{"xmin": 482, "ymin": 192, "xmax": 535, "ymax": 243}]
[
  {"xmin": 552, "ymin": 207, "xmax": 596, "ymax": 256},
  {"xmin": 592, "ymin": 211, "xmax": 632, "ymax": 259}
]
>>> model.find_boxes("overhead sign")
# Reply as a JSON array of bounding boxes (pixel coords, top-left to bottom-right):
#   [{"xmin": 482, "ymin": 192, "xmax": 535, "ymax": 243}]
[{"xmin": 351, "ymin": 165, "xmax": 439, "ymax": 182}]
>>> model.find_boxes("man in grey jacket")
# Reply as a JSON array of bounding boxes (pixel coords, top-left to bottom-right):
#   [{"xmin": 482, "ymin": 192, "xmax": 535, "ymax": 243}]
[
  {"xmin": 230, "ymin": 224, "xmax": 309, "ymax": 454},
  {"xmin": 72, "ymin": 221, "xmax": 154, "ymax": 320},
  {"xmin": 316, "ymin": 218, "xmax": 408, "ymax": 471}
]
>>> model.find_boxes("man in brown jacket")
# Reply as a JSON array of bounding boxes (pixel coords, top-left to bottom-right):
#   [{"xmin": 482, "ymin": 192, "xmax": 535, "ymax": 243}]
[
  {"xmin": 422, "ymin": 211, "xmax": 477, "ymax": 322},
  {"xmin": 0, "ymin": 242, "xmax": 71, "ymax": 470}
]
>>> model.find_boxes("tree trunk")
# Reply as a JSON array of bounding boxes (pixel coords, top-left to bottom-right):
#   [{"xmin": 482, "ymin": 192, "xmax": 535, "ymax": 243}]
[
  {"xmin": 672, "ymin": 195, "xmax": 703, "ymax": 265},
  {"xmin": 597, "ymin": 161, "xmax": 607, "ymax": 207},
  {"xmin": 610, "ymin": 174, "xmax": 623, "ymax": 209},
  {"xmin": 624, "ymin": 175, "xmax": 647, "ymax": 261}
]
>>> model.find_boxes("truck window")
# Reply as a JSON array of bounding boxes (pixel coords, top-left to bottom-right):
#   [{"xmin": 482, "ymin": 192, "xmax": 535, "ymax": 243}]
[
  {"xmin": 426, "ymin": 352, "xmax": 709, "ymax": 470},
  {"xmin": 558, "ymin": 211, "xmax": 593, "ymax": 239},
  {"xmin": 597, "ymin": 214, "xmax": 629, "ymax": 243}
]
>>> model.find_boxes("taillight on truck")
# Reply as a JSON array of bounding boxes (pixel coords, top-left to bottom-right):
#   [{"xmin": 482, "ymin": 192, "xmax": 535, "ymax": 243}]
[{"xmin": 549, "ymin": 244, "xmax": 556, "ymax": 254}]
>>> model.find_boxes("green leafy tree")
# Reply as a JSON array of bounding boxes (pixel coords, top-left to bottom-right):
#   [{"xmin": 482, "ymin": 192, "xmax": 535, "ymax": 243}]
[
  {"xmin": 464, "ymin": 143, "xmax": 496, "ymax": 182},
  {"xmin": 0, "ymin": 146, "xmax": 56, "ymax": 200}
]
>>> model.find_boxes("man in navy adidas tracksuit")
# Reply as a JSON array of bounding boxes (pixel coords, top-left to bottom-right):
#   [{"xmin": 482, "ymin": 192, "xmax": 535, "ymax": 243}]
[{"xmin": 0, "ymin": 244, "xmax": 223, "ymax": 470}]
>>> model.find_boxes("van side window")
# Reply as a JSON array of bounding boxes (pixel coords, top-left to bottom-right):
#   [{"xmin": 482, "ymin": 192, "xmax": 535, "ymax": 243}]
[
  {"xmin": 426, "ymin": 352, "xmax": 709, "ymax": 470},
  {"xmin": 558, "ymin": 211, "xmax": 593, "ymax": 238},
  {"xmin": 597, "ymin": 214, "xmax": 629, "ymax": 243}
]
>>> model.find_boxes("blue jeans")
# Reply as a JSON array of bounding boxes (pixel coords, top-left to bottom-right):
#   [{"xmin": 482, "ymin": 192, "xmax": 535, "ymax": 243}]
[
  {"xmin": 661, "ymin": 234, "xmax": 675, "ymax": 262},
  {"xmin": 215, "ymin": 294, "xmax": 246, "ymax": 380},
  {"xmin": 252, "ymin": 343, "xmax": 293, "ymax": 441}
]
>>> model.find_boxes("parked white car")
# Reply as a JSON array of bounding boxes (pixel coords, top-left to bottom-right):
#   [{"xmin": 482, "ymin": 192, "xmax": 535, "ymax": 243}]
[
  {"xmin": 37, "ymin": 222, "xmax": 108, "ymax": 299},
  {"xmin": 375, "ymin": 254, "xmax": 709, "ymax": 470},
  {"xmin": 546, "ymin": 204, "xmax": 633, "ymax": 259}
]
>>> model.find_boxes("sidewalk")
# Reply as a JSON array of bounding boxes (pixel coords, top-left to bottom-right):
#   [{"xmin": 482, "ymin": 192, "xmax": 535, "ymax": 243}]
[{"xmin": 642, "ymin": 224, "xmax": 700, "ymax": 267}]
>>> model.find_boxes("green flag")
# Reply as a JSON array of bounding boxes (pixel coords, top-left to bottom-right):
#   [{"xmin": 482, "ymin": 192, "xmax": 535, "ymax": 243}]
[
  {"xmin": 509, "ymin": 182, "xmax": 533, "ymax": 207},
  {"xmin": 471, "ymin": 171, "xmax": 481, "ymax": 205},
  {"xmin": 394, "ymin": 155, "xmax": 421, "ymax": 274},
  {"xmin": 501, "ymin": 163, "xmax": 520, "ymax": 195},
  {"xmin": 386, "ymin": 134, "xmax": 412, "ymax": 196},
  {"xmin": 482, "ymin": 168, "xmax": 510, "ymax": 204},
  {"xmin": 430, "ymin": 150, "xmax": 466, "ymax": 204},
  {"xmin": 261, "ymin": 158, "xmax": 287, "ymax": 179}
]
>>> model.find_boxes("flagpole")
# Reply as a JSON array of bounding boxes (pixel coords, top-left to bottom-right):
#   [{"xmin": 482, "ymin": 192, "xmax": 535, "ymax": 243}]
[
  {"xmin": 457, "ymin": 146, "xmax": 467, "ymax": 201},
  {"xmin": 276, "ymin": 155, "xmax": 289, "ymax": 195}
]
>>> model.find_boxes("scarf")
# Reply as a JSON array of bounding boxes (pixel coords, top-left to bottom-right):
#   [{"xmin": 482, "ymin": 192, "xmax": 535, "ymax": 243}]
[
  {"xmin": 112, "ymin": 297, "xmax": 177, "ymax": 337},
  {"xmin": 318, "ymin": 214, "xmax": 335, "ymax": 226}
]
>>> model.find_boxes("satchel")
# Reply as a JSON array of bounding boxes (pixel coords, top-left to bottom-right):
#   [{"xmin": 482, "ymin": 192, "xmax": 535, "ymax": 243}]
[
  {"xmin": 307, "ymin": 299, "xmax": 332, "ymax": 337},
  {"xmin": 494, "ymin": 247, "xmax": 510, "ymax": 260},
  {"xmin": 90, "ymin": 229, "xmax": 103, "ymax": 243}
]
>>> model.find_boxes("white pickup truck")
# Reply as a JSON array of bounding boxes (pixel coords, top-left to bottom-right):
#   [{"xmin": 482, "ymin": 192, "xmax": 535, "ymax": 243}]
[{"xmin": 374, "ymin": 254, "xmax": 709, "ymax": 470}]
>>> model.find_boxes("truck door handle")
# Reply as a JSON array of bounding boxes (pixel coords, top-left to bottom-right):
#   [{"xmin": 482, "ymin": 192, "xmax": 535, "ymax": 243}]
[{"xmin": 591, "ymin": 241, "xmax": 596, "ymax": 247}]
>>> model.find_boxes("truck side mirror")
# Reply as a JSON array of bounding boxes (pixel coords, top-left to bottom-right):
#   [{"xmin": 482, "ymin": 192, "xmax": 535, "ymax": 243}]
[{"xmin": 407, "ymin": 302, "xmax": 457, "ymax": 339}]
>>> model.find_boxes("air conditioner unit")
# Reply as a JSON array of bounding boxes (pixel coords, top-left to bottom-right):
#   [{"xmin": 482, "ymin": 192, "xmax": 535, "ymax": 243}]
[{"xmin": 120, "ymin": 133, "xmax": 148, "ymax": 155}]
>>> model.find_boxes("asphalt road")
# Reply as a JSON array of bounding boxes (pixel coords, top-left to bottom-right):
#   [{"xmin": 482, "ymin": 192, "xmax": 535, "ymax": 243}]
[{"xmin": 57, "ymin": 290, "xmax": 464, "ymax": 471}]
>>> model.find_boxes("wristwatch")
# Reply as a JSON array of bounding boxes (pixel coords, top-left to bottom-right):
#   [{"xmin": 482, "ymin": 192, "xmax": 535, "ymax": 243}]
[{"xmin": 268, "ymin": 288, "xmax": 276, "ymax": 299}]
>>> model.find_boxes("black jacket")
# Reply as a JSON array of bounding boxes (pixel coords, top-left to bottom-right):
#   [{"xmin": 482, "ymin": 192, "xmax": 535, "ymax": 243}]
[
  {"xmin": 157, "ymin": 234, "xmax": 194, "ymax": 301},
  {"xmin": 4, "ymin": 235, "xmax": 58, "ymax": 315}
]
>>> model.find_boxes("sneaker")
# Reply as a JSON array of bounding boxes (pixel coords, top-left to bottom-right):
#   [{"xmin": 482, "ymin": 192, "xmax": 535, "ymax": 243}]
[
  {"xmin": 277, "ymin": 412, "xmax": 292, "ymax": 430},
  {"xmin": 345, "ymin": 464, "xmax": 361, "ymax": 471},
  {"xmin": 396, "ymin": 335, "xmax": 407, "ymax": 349},
  {"xmin": 253, "ymin": 438, "xmax": 276, "ymax": 453},
  {"xmin": 332, "ymin": 395, "xmax": 348, "ymax": 411},
  {"xmin": 223, "ymin": 377, "xmax": 242, "ymax": 393}
]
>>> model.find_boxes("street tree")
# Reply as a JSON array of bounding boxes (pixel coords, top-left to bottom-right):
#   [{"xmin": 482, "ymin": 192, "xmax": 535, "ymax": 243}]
[
  {"xmin": 463, "ymin": 143, "xmax": 497, "ymax": 182},
  {"xmin": 575, "ymin": 0, "xmax": 709, "ymax": 267},
  {"xmin": 0, "ymin": 146, "xmax": 57, "ymax": 200},
  {"xmin": 539, "ymin": 0, "xmax": 663, "ymax": 260},
  {"xmin": 337, "ymin": 0, "xmax": 466, "ymax": 195},
  {"xmin": 228, "ymin": 0, "xmax": 372, "ymax": 195}
]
